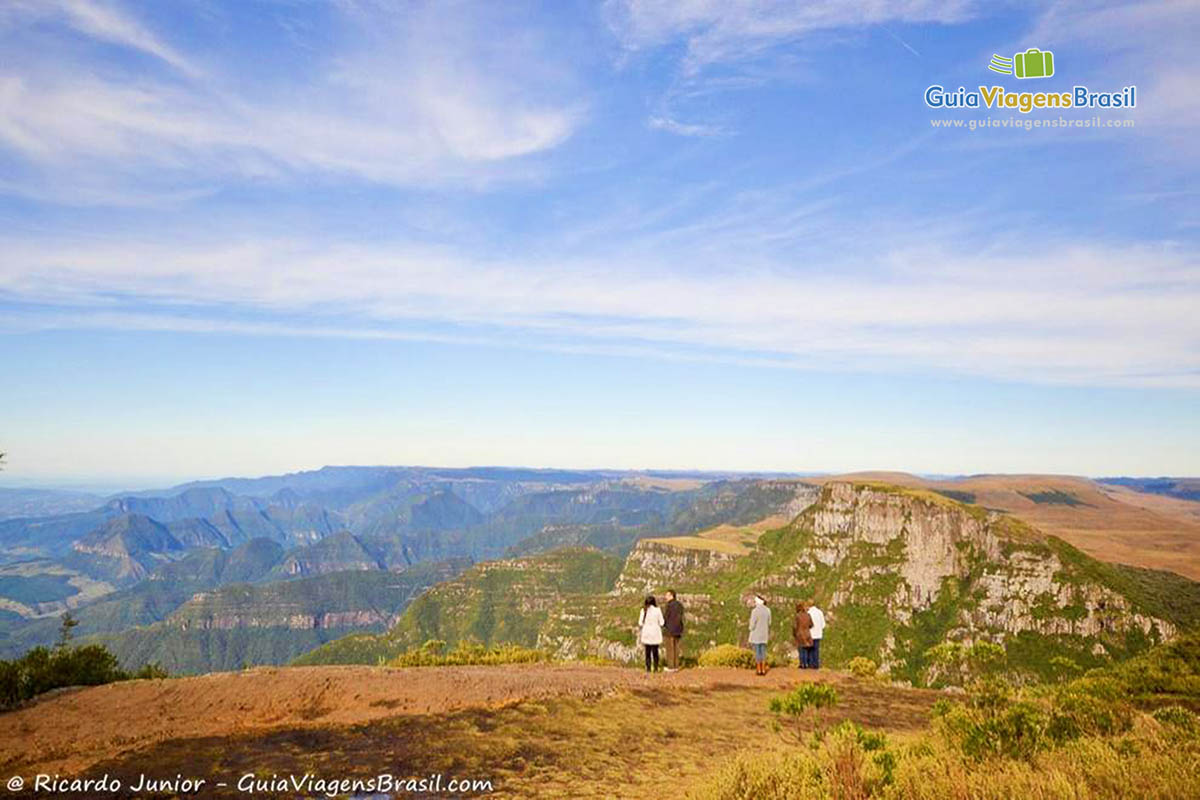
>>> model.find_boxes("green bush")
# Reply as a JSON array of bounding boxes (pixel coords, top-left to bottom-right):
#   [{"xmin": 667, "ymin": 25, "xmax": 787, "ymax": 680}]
[
  {"xmin": 698, "ymin": 644, "xmax": 756, "ymax": 669},
  {"xmin": 0, "ymin": 643, "xmax": 166, "ymax": 709},
  {"xmin": 847, "ymin": 656, "xmax": 879, "ymax": 680},
  {"xmin": 1047, "ymin": 687, "xmax": 1132, "ymax": 741},
  {"xmin": 770, "ymin": 683, "xmax": 839, "ymax": 743},
  {"xmin": 131, "ymin": 662, "xmax": 170, "ymax": 680},
  {"xmin": 388, "ymin": 640, "xmax": 547, "ymax": 668}
]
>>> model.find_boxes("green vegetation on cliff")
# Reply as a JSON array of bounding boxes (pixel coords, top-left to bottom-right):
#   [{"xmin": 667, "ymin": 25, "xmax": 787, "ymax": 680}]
[
  {"xmin": 93, "ymin": 564, "xmax": 461, "ymax": 673},
  {"xmin": 295, "ymin": 548, "xmax": 622, "ymax": 665}
]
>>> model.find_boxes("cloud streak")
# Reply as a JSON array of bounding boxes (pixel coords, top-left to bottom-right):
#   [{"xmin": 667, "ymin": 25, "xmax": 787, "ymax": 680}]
[
  {"xmin": 3, "ymin": 232, "xmax": 1197, "ymax": 388},
  {"xmin": 606, "ymin": 0, "xmax": 972, "ymax": 72},
  {"xmin": 0, "ymin": 0, "xmax": 584, "ymax": 198}
]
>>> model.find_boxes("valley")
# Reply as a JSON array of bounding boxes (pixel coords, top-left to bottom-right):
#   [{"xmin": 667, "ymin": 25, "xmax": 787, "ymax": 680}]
[{"xmin": 0, "ymin": 467, "xmax": 811, "ymax": 671}]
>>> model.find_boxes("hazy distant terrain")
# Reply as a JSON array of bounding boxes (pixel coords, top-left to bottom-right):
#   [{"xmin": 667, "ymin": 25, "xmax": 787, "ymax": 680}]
[
  {"xmin": 0, "ymin": 487, "xmax": 103, "ymax": 520},
  {"xmin": 0, "ymin": 466, "xmax": 809, "ymax": 669}
]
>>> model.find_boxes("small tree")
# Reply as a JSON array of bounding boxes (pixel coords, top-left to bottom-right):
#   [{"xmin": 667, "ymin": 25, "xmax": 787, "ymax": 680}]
[
  {"xmin": 56, "ymin": 612, "xmax": 79, "ymax": 650},
  {"xmin": 770, "ymin": 682, "xmax": 839, "ymax": 745}
]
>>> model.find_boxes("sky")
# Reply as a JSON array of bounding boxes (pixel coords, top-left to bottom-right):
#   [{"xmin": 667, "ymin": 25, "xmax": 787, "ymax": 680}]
[{"xmin": 1, "ymin": 0, "xmax": 1197, "ymax": 488}]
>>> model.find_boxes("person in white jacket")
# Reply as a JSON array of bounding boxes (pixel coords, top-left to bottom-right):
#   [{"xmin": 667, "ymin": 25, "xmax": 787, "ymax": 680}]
[
  {"xmin": 807, "ymin": 600, "xmax": 826, "ymax": 669},
  {"xmin": 638, "ymin": 595, "xmax": 665, "ymax": 672}
]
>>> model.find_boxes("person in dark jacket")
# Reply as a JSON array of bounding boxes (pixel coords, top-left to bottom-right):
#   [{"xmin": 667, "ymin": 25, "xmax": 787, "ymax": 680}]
[
  {"xmin": 663, "ymin": 590, "xmax": 685, "ymax": 671},
  {"xmin": 792, "ymin": 601, "xmax": 814, "ymax": 668}
]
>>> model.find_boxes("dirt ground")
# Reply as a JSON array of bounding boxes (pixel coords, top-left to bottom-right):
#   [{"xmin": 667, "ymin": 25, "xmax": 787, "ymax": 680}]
[{"xmin": 0, "ymin": 663, "xmax": 939, "ymax": 798}]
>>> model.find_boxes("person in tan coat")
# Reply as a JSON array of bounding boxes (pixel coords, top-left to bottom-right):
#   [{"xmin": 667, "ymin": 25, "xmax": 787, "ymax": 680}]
[{"xmin": 792, "ymin": 601, "xmax": 814, "ymax": 668}]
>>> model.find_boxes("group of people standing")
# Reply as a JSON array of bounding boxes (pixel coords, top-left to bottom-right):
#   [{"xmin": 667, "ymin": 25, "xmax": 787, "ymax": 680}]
[
  {"xmin": 637, "ymin": 591, "xmax": 827, "ymax": 675},
  {"xmin": 792, "ymin": 599, "xmax": 826, "ymax": 669},
  {"xmin": 637, "ymin": 590, "xmax": 685, "ymax": 672}
]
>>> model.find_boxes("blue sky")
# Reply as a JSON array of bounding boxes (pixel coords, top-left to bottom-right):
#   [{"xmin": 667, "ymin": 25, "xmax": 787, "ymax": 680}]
[{"xmin": 1, "ymin": 1, "xmax": 1197, "ymax": 487}]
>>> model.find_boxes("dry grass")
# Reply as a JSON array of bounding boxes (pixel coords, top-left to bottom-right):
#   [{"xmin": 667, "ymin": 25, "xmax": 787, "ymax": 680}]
[
  {"xmin": 61, "ymin": 669, "xmax": 937, "ymax": 799},
  {"xmin": 692, "ymin": 715, "xmax": 1200, "ymax": 800},
  {"xmin": 650, "ymin": 515, "xmax": 796, "ymax": 556}
]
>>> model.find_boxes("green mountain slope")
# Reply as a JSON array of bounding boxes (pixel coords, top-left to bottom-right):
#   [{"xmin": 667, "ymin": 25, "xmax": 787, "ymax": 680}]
[
  {"xmin": 94, "ymin": 563, "xmax": 464, "ymax": 673},
  {"xmin": 295, "ymin": 548, "xmax": 622, "ymax": 665},
  {"xmin": 0, "ymin": 539, "xmax": 286, "ymax": 656}
]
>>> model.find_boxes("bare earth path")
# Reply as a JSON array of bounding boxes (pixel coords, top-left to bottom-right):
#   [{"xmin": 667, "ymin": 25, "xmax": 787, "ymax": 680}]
[{"xmin": 1, "ymin": 664, "xmax": 939, "ymax": 798}]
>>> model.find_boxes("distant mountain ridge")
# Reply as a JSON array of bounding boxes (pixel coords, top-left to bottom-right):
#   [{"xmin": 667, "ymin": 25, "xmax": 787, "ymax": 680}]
[
  {"xmin": 1099, "ymin": 477, "xmax": 1200, "ymax": 503},
  {"xmin": 0, "ymin": 466, "xmax": 815, "ymax": 668}
]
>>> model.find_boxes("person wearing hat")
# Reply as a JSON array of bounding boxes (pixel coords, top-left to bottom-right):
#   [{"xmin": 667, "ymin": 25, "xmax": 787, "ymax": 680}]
[{"xmin": 748, "ymin": 594, "xmax": 772, "ymax": 675}]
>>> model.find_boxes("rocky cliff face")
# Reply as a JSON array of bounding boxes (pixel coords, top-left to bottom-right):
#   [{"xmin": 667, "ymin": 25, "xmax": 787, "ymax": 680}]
[
  {"xmin": 614, "ymin": 540, "xmax": 741, "ymax": 596},
  {"xmin": 779, "ymin": 483, "xmax": 1177, "ymax": 672}
]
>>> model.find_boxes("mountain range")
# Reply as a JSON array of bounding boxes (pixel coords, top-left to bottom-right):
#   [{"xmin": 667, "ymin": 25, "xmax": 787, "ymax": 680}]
[{"xmin": 0, "ymin": 466, "xmax": 810, "ymax": 670}]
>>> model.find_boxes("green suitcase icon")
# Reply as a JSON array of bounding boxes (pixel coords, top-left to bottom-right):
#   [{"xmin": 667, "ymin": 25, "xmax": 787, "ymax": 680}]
[{"xmin": 1014, "ymin": 48, "xmax": 1054, "ymax": 79}]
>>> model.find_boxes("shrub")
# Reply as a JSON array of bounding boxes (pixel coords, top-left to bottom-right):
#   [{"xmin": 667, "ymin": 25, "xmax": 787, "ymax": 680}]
[
  {"xmin": 847, "ymin": 656, "xmax": 878, "ymax": 680},
  {"xmin": 131, "ymin": 662, "xmax": 169, "ymax": 680},
  {"xmin": 934, "ymin": 698, "xmax": 1051, "ymax": 761},
  {"xmin": 698, "ymin": 644, "xmax": 756, "ymax": 669},
  {"xmin": 1047, "ymin": 687, "xmax": 1132, "ymax": 741},
  {"xmin": 0, "ymin": 643, "xmax": 166, "ymax": 710},
  {"xmin": 770, "ymin": 683, "xmax": 839, "ymax": 743},
  {"xmin": 388, "ymin": 641, "xmax": 547, "ymax": 668}
]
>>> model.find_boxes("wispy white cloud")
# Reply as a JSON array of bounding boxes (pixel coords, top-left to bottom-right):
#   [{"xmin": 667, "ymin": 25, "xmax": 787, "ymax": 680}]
[
  {"xmin": 1, "ymin": 0, "xmax": 199, "ymax": 75},
  {"xmin": 648, "ymin": 115, "xmax": 725, "ymax": 137},
  {"xmin": 0, "ymin": 0, "xmax": 585, "ymax": 198},
  {"xmin": 2, "ymin": 232, "xmax": 1196, "ymax": 388},
  {"xmin": 1027, "ymin": 0, "xmax": 1200, "ymax": 142},
  {"xmin": 606, "ymin": 0, "xmax": 973, "ymax": 72}
]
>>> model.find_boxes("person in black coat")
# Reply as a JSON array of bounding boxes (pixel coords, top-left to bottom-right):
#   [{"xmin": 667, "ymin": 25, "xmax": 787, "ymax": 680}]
[{"xmin": 662, "ymin": 590, "xmax": 685, "ymax": 671}]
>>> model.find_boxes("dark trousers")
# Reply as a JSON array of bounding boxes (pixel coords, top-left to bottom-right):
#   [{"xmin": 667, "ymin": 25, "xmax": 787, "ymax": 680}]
[
  {"xmin": 644, "ymin": 644, "xmax": 660, "ymax": 672},
  {"xmin": 799, "ymin": 641, "xmax": 821, "ymax": 668},
  {"xmin": 665, "ymin": 635, "xmax": 681, "ymax": 668}
]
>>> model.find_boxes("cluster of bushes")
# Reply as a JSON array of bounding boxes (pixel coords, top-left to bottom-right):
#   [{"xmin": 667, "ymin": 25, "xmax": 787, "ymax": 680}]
[
  {"xmin": 697, "ymin": 644, "xmax": 757, "ymax": 669},
  {"xmin": 930, "ymin": 676, "xmax": 1135, "ymax": 761},
  {"xmin": 0, "ymin": 644, "xmax": 167, "ymax": 710},
  {"xmin": 846, "ymin": 656, "xmax": 879, "ymax": 681},
  {"xmin": 692, "ymin": 633, "xmax": 1200, "ymax": 799},
  {"xmin": 387, "ymin": 640, "xmax": 547, "ymax": 668}
]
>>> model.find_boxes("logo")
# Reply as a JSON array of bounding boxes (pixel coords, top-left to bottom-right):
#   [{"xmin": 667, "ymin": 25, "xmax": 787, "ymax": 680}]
[
  {"xmin": 989, "ymin": 48, "xmax": 1055, "ymax": 79},
  {"xmin": 924, "ymin": 45, "xmax": 1135, "ymax": 115}
]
